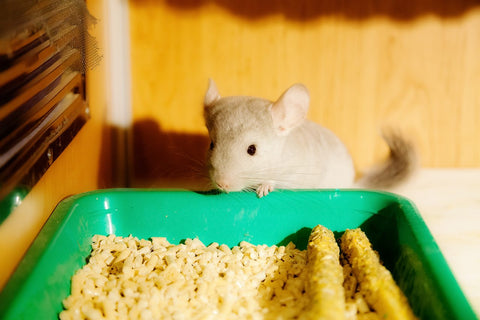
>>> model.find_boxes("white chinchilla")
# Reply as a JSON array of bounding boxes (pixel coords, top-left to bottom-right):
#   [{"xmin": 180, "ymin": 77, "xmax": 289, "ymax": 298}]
[{"xmin": 203, "ymin": 79, "xmax": 417, "ymax": 197}]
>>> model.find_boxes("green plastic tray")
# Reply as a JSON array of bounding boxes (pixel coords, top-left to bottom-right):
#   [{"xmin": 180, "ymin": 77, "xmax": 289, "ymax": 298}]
[{"xmin": 0, "ymin": 189, "xmax": 477, "ymax": 319}]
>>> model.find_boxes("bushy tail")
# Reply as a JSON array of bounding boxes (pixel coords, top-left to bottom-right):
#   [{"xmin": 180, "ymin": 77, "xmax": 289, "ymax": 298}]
[{"xmin": 356, "ymin": 130, "xmax": 418, "ymax": 189}]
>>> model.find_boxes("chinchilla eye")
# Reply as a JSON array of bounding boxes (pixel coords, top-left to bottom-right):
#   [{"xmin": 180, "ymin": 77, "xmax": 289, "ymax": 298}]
[
  {"xmin": 247, "ymin": 144, "xmax": 256, "ymax": 156},
  {"xmin": 209, "ymin": 141, "xmax": 214, "ymax": 150}
]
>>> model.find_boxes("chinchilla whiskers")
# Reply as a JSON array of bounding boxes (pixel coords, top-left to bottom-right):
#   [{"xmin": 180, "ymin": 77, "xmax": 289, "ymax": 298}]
[
  {"xmin": 239, "ymin": 170, "xmax": 323, "ymax": 187},
  {"xmin": 251, "ymin": 164, "xmax": 322, "ymax": 173},
  {"xmin": 202, "ymin": 180, "xmax": 217, "ymax": 191},
  {"xmin": 187, "ymin": 166, "xmax": 210, "ymax": 180},
  {"xmin": 242, "ymin": 186, "xmax": 257, "ymax": 193}
]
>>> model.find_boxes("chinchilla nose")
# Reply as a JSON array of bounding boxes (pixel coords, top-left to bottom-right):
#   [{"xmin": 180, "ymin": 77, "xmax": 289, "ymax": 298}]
[
  {"xmin": 211, "ymin": 169, "xmax": 241, "ymax": 192},
  {"xmin": 212, "ymin": 172, "xmax": 238, "ymax": 192},
  {"xmin": 215, "ymin": 179, "xmax": 231, "ymax": 192}
]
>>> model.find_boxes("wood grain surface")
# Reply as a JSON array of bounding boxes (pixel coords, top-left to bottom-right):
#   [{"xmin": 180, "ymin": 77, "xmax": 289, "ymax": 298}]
[
  {"xmin": 0, "ymin": 1, "xmax": 112, "ymax": 290},
  {"xmin": 128, "ymin": 0, "xmax": 480, "ymax": 185}
]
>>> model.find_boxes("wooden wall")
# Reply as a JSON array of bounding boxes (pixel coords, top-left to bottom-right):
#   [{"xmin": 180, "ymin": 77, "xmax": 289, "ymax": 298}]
[
  {"xmin": 0, "ymin": 1, "xmax": 111, "ymax": 289},
  {"xmin": 128, "ymin": 0, "xmax": 480, "ymax": 187}
]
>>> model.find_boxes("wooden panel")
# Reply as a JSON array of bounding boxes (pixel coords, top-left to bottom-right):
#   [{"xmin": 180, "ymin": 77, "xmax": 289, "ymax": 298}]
[
  {"xmin": 128, "ymin": 0, "xmax": 480, "ymax": 186},
  {"xmin": 0, "ymin": 1, "xmax": 110, "ymax": 289}
]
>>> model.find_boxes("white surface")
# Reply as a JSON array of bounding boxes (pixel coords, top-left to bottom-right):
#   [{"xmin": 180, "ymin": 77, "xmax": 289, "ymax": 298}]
[
  {"xmin": 391, "ymin": 168, "xmax": 480, "ymax": 315},
  {"xmin": 105, "ymin": 0, "xmax": 132, "ymax": 128},
  {"xmin": 105, "ymin": 0, "xmax": 132, "ymax": 185}
]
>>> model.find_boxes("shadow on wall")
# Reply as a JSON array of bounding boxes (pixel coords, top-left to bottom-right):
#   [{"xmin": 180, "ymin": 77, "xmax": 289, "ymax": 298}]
[
  {"xmin": 131, "ymin": 0, "xmax": 480, "ymax": 21},
  {"xmin": 97, "ymin": 123, "xmax": 115, "ymax": 189},
  {"xmin": 130, "ymin": 119, "xmax": 211, "ymax": 189}
]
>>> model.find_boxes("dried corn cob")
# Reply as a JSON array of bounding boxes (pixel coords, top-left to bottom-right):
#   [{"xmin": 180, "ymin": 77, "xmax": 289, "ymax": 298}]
[
  {"xmin": 304, "ymin": 225, "xmax": 345, "ymax": 320},
  {"xmin": 341, "ymin": 252, "xmax": 357, "ymax": 301},
  {"xmin": 340, "ymin": 229, "xmax": 417, "ymax": 320}
]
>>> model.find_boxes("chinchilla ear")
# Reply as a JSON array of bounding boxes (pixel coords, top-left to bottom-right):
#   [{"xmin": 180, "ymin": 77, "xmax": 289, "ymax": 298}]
[
  {"xmin": 204, "ymin": 78, "xmax": 221, "ymax": 108},
  {"xmin": 270, "ymin": 83, "xmax": 310, "ymax": 136}
]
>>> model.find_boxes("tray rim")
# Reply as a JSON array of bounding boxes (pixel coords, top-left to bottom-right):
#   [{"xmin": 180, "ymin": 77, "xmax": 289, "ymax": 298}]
[{"xmin": 0, "ymin": 188, "xmax": 477, "ymax": 320}]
